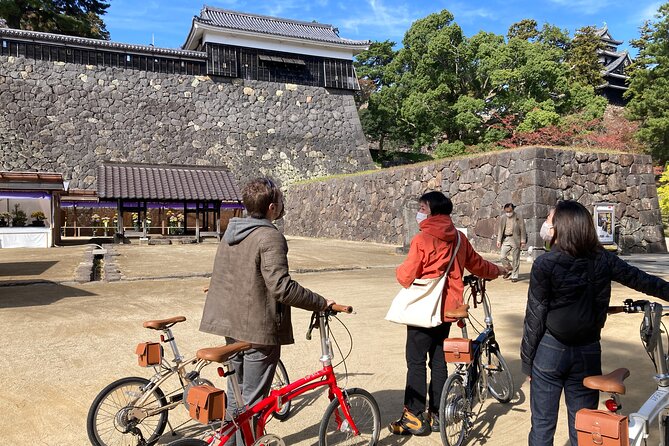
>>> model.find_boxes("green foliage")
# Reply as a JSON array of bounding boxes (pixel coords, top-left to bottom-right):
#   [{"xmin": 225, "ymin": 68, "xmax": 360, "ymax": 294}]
[
  {"xmin": 657, "ymin": 166, "xmax": 669, "ymax": 220},
  {"xmin": 434, "ymin": 140, "xmax": 466, "ymax": 158},
  {"xmin": 567, "ymin": 26, "xmax": 606, "ymax": 88},
  {"xmin": 626, "ymin": 3, "xmax": 669, "ymax": 162},
  {"xmin": 354, "ymin": 40, "xmax": 396, "ymax": 106},
  {"xmin": 356, "ymin": 10, "xmax": 613, "ymax": 159},
  {"xmin": 507, "ymin": 19, "xmax": 539, "ymax": 41},
  {"xmin": 0, "ymin": 0, "xmax": 110, "ymax": 39}
]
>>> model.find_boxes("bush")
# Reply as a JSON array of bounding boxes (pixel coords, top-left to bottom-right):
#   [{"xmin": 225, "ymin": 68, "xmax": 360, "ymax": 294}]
[{"xmin": 434, "ymin": 141, "xmax": 467, "ymax": 159}]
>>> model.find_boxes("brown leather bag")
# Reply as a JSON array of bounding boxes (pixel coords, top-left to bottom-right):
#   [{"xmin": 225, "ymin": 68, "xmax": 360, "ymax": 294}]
[
  {"xmin": 187, "ymin": 385, "xmax": 226, "ymax": 424},
  {"xmin": 576, "ymin": 409, "xmax": 629, "ymax": 446},
  {"xmin": 443, "ymin": 338, "xmax": 473, "ymax": 364},
  {"xmin": 135, "ymin": 342, "xmax": 162, "ymax": 367}
]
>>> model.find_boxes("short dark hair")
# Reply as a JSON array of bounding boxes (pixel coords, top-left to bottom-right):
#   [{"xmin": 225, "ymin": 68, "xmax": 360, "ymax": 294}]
[
  {"xmin": 503, "ymin": 203, "xmax": 515, "ymax": 210},
  {"xmin": 552, "ymin": 200, "xmax": 602, "ymax": 257},
  {"xmin": 419, "ymin": 191, "xmax": 453, "ymax": 215},
  {"xmin": 242, "ymin": 177, "xmax": 280, "ymax": 218}
]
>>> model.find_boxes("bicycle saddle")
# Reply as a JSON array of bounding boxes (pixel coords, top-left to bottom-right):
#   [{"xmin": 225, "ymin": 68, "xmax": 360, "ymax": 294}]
[
  {"xmin": 443, "ymin": 304, "xmax": 470, "ymax": 319},
  {"xmin": 143, "ymin": 316, "xmax": 187, "ymax": 329},
  {"xmin": 197, "ymin": 342, "xmax": 253, "ymax": 363},
  {"xmin": 583, "ymin": 368, "xmax": 630, "ymax": 395}
]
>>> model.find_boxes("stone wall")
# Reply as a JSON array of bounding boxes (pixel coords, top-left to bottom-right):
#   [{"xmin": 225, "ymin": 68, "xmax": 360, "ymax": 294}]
[
  {"xmin": 0, "ymin": 55, "xmax": 374, "ymax": 188},
  {"xmin": 284, "ymin": 146, "xmax": 666, "ymax": 254}
]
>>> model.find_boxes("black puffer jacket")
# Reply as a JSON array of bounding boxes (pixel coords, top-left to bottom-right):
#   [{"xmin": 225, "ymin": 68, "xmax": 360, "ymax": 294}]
[{"xmin": 521, "ymin": 248, "xmax": 669, "ymax": 375}]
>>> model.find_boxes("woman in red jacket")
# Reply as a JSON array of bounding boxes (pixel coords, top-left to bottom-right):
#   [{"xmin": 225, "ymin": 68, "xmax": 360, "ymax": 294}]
[{"xmin": 389, "ymin": 191, "xmax": 508, "ymax": 436}]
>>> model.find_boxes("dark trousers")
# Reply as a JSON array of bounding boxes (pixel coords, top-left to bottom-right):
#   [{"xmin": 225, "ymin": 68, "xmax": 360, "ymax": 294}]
[
  {"xmin": 224, "ymin": 337, "xmax": 280, "ymax": 446},
  {"xmin": 529, "ymin": 333, "xmax": 601, "ymax": 446},
  {"xmin": 403, "ymin": 323, "xmax": 451, "ymax": 415}
]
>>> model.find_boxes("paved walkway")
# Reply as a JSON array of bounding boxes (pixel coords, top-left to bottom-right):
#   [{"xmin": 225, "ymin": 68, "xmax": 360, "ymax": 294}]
[{"xmin": 0, "ymin": 238, "xmax": 667, "ymax": 445}]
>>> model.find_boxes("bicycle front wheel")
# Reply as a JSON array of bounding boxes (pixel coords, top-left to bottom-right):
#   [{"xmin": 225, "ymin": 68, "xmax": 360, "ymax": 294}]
[
  {"xmin": 485, "ymin": 348, "xmax": 514, "ymax": 403},
  {"xmin": 87, "ymin": 376, "xmax": 168, "ymax": 446},
  {"xmin": 272, "ymin": 359, "xmax": 291, "ymax": 421},
  {"xmin": 439, "ymin": 373, "xmax": 469, "ymax": 446},
  {"xmin": 318, "ymin": 388, "xmax": 380, "ymax": 446}
]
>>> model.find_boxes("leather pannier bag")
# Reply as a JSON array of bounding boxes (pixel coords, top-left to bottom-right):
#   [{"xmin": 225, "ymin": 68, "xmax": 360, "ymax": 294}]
[
  {"xmin": 575, "ymin": 409, "xmax": 629, "ymax": 446},
  {"xmin": 187, "ymin": 385, "xmax": 226, "ymax": 424},
  {"xmin": 443, "ymin": 338, "xmax": 473, "ymax": 364},
  {"xmin": 135, "ymin": 342, "xmax": 162, "ymax": 367}
]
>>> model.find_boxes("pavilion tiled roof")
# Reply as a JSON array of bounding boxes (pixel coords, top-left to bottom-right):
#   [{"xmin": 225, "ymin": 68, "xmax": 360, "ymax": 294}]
[
  {"xmin": 97, "ymin": 163, "xmax": 242, "ymax": 202},
  {"xmin": 0, "ymin": 171, "xmax": 64, "ymax": 191},
  {"xmin": 193, "ymin": 6, "xmax": 370, "ymax": 47}
]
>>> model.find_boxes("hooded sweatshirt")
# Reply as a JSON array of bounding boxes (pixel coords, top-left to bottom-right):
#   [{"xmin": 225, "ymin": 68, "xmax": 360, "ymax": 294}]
[
  {"xmin": 396, "ymin": 214, "xmax": 501, "ymax": 322},
  {"xmin": 200, "ymin": 217, "xmax": 326, "ymax": 345}
]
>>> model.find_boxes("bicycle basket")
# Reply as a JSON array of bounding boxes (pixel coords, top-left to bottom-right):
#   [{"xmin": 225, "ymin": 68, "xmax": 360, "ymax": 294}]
[
  {"xmin": 135, "ymin": 342, "xmax": 162, "ymax": 367},
  {"xmin": 186, "ymin": 384, "xmax": 226, "ymax": 424}
]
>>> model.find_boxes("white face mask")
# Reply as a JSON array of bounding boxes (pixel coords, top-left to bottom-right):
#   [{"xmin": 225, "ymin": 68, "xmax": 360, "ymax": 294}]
[
  {"xmin": 505, "ymin": 212, "xmax": 514, "ymax": 218},
  {"xmin": 416, "ymin": 212, "xmax": 429, "ymax": 224}
]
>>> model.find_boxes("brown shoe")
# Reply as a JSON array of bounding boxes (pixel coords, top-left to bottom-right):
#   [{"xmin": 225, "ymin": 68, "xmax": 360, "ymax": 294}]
[{"xmin": 388, "ymin": 409, "xmax": 430, "ymax": 436}]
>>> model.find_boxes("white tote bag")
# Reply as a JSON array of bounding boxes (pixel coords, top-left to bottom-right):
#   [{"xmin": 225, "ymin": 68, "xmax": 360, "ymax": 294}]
[{"xmin": 385, "ymin": 232, "xmax": 461, "ymax": 328}]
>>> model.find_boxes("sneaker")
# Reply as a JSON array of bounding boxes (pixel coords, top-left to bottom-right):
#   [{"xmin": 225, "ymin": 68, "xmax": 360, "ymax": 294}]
[
  {"xmin": 388, "ymin": 409, "xmax": 430, "ymax": 436},
  {"xmin": 429, "ymin": 412, "xmax": 440, "ymax": 433}
]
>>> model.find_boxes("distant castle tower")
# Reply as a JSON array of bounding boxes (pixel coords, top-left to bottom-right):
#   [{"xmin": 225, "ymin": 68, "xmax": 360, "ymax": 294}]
[{"xmin": 595, "ymin": 25, "xmax": 632, "ymax": 105}]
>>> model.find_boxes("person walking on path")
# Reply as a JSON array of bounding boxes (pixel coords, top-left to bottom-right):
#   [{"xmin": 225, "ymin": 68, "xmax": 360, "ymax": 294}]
[
  {"xmin": 200, "ymin": 177, "xmax": 334, "ymax": 445},
  {"xmin": 496, "ymin": 203, "xmax": 526, "ymax": 282},
  {"xmin": 389, "ymin": 191, "xmax": 509, "ymax": 436},
  {"xmin": 521, "ymin": 200, "xmax": 669, "ymax": 446}
]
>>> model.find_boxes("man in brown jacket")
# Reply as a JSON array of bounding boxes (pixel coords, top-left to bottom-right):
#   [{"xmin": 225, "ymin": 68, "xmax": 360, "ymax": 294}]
[
  {"xmin": 496, "ymin": 203, "xmax": 527, "ymax": 282},
  {"xmin": 200, "ymin": 177, "xmax": 331, "ymax": 444}
]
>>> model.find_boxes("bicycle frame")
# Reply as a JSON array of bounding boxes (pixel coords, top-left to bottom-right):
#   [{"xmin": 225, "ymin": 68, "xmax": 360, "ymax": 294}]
[
  {"xmin": 131, "ymin": 325, "xmax": 206, "ymax": 420},
  {"xmin": 620, "ymin": 301, "xmax": 669, "ymax": 445},
  {"xmin": 203, "ymin": 311, "xmax": 361, "ymax": 446}
]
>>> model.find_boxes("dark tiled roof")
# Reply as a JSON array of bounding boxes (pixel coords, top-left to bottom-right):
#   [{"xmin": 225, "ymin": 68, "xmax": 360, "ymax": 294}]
[
  {"xmin": 195, "ymin": 6, "xmax": 370, "ymax": 47},
  {"xmin": 0, "ymin": 27, "xmax": 207, "ymax": 59},
  {"xmin": 97, "ymin": 163, "xmax": 242, "ymax": 202}
]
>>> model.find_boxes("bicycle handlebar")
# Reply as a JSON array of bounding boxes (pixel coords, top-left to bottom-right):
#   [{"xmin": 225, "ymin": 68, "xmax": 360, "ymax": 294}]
[{"xmin": 329, "ymin": 304, "xmax": 353, "ymax": 314}]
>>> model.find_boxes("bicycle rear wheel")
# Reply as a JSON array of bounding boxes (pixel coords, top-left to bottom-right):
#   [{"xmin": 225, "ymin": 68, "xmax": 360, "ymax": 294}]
[
  {"xmin": 272, "ymin": 359, "xmax": 291, "ymax": 421},
  {"xmin": 318, "ymin": 388, "xmax": 380, "ymax": 445},
  {"xmin": 439, "ymin": 373, "xmax": 470, "ymax": 446},
  {"xmin": 87, "ymin": 376, "xmax": 168, "ymax": 446},
  {"xmin": 485, "ymin": 347, "xmax": 514, "ymax": 403}
]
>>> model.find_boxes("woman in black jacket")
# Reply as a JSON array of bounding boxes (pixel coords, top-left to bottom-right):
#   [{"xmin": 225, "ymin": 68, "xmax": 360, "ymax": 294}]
[{"xmin": 521, "ymin": 200, "xmax": 669, "ymax": 446}]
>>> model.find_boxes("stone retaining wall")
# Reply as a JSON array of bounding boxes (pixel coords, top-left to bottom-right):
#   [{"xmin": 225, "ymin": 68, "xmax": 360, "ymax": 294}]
[
  {"xmin": 0, "ymin": 55, "xmax": 374, "ymax": 188},
  {"xmin": 284, "ymin": 146, "xmax": 666, "ymax": 254}
]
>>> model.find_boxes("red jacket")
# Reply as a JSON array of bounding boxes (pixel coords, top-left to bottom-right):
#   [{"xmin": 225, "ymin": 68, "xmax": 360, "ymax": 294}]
[{"xmin": 396, "ymin": 214, "xmax": 501, "ymax": 322}]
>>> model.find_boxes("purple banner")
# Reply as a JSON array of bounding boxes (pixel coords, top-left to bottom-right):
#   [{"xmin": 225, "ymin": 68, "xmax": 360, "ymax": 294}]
[{"xmin": 0, "ymin": 191, "xmax": 51, "ymax": 199}]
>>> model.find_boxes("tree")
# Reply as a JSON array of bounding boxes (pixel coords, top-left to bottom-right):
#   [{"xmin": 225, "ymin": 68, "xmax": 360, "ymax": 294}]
[
  {"xmin": 507, "ymin": 19, "xmax": 538, "ymax": 41},
  {"xmin": 354, "ymin": 40, "xmax": 396, "ymax": 107},
  {"xmin": 626, "ymin": 2, "xmax": 669, "ymax": 162},
  {"xmin": 0, "ymin": 0, "xmax": 111, "ymax": 39},
  {"xmin": 567, "ymin": 26, "xmax": 605, "ymax": 88}
]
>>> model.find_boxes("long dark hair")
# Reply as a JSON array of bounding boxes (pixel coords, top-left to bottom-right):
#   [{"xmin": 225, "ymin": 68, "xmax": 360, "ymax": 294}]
[{"xmin": 552, "ymin": 200, "xmax": 602, "ymax": 257}]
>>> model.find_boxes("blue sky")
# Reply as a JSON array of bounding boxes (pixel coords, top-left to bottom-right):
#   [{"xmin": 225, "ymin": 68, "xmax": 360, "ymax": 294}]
[{"xmin": 104, "ymin": 0, "xmax": 665, "ymax": 54}]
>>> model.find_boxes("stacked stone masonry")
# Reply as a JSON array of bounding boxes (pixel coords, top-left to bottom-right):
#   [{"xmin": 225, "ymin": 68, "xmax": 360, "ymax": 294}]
[
  {"xmin": 0, "ymin": 55, "xmax": 374, "ymax": 188},
  {"xmin": 285, "ymin": 146, "xmax": 666, "ymax": 254}
]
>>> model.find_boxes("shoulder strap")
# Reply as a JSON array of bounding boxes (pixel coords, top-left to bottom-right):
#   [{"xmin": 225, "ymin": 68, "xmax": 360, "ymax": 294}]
[{"xmin": 444, "ymin": 231, "xmax": 461, "ymax": 276}]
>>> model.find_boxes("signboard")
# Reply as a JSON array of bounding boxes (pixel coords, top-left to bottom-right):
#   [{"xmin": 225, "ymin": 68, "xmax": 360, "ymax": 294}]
[{"xmin": 593, "ymin": 203, "xmax": 615, "ymax": 245}]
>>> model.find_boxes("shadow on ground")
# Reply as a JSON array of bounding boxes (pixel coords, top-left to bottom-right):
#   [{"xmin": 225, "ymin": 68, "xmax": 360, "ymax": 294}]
[
  {"xmin": 0, "ymin": 261, "xmax": 58, "ymax": 277},
  {"xmin": 0, "ymin": 281, "xmax": 97, "ymax": 308}
]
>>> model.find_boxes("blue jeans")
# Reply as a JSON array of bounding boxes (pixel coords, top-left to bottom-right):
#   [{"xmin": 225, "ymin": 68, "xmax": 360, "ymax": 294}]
[{"xmin": 529, "ymin": 332, "xmax": 601, "ymax": 446}]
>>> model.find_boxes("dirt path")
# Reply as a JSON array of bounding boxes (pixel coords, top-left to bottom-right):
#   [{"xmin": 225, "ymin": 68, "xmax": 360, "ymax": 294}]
[{"xmin": 0, "ymin": 238, "xmax": 666, "ymax": 445}]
